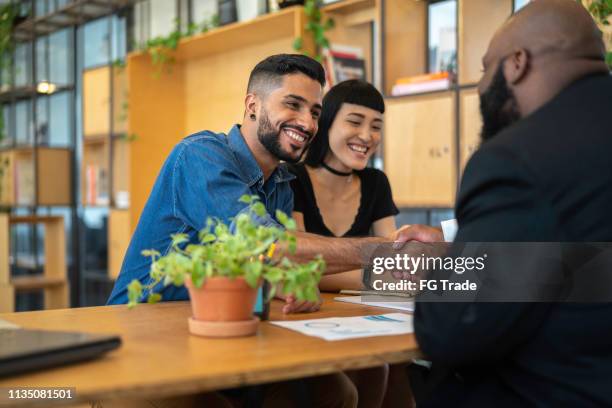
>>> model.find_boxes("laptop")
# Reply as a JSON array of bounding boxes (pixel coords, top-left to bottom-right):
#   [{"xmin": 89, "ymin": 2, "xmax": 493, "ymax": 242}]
[{"xmin": 0, "ymin": 327, "xmax": 121, "ymax": 377}]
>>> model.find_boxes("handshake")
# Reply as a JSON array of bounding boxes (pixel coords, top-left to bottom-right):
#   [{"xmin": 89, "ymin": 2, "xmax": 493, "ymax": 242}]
[
  {"xmin": 281, "ymin": 224, "xmax": 446, "ymax": 314},
  {"xmin": 390, "ymin": 224, "xmax": 444, "ymax": 247}
]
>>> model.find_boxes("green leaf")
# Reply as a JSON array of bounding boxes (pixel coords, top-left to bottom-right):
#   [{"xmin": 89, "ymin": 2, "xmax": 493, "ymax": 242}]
[
  {"xmin": 276, "ymin": 210, "xmax": 289, "ymax": 226},
  {"xmin": 171, "ymin": 233, "xmax": 189, "ymax": 247},
  {"xmin": 293, "ymin": 37, "xmax": 303, "ymax": 51},
  {"xmin": 251, "ymin": 201, "xmax": 266, "ymax": 217},
  {"xmin": 147, "ymin": 293, "xmax": 162, "ymax": 304},
  {"xmin": 127, "ymin": 280, "xmax": 143, "ymax": 307},
  {"xmin": 141, "ymin": 249, "xmax": 161, "ymax": 258},
  {"xmin": 239, "ymin": 194, "xmax": 256, "ymax": 204}
]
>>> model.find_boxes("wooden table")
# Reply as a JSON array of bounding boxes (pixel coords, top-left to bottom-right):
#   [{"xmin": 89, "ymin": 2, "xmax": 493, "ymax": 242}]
[{"xmin": 0, "ymin": 294, "xmax": 420, "ymax": 407}]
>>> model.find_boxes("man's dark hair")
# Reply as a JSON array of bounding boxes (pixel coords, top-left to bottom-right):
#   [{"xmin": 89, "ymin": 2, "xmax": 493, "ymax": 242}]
[
  {"xmin": 247, "ymin": 54, "xmax": 326, "ymax": 94},
  {"xmin": 304, "ymin": 79, "xmax": 385, "ymax": 167}
]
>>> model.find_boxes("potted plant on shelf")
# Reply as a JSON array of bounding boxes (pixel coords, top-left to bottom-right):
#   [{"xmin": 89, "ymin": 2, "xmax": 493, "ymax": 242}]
[{"xmin": 127, "ymin": 195, "xmax": 325, "ymax": 338}]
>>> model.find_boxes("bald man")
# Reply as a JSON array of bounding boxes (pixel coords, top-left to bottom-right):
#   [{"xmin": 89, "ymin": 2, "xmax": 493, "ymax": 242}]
[{"xmin": 406, "ymin": 1, "xmax": 612, "ymax": 406}]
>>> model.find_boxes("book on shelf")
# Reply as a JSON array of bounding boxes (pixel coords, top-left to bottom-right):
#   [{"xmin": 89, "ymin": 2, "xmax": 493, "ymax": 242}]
[
  {"xmin": 85, "ymin": 165, "xmax": 109, "ymax": 206},
  {"xmin": 322, "ymin": 45, "xmax": 367, "ymax": 90},
  {"xmin": 391, "ymin": 72, "xmax": 451, "ymax": 96}
]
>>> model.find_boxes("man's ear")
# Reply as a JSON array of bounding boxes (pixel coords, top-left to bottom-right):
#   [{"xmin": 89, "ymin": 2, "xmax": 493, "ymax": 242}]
[
  {"xmin": 245, "ymin": 93, "xmax": 259, "ymax": 118},
  {"xmin": 503, "ymin": 48, "xmax": 529, "ymax": 85}
]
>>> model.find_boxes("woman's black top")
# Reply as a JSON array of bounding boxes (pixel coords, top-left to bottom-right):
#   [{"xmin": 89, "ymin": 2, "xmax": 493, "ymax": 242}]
[{"xmin": 288, "ymin": 163, "xmax": 399, "ymax": 238}]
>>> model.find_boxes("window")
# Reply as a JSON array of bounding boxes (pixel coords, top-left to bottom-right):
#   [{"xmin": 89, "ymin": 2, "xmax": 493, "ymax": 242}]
[
  {"xmin": 514, "ymin": 0, "xmax": 530, "ymax": 12},
  {"xmin": 192, "ymin": 0, "xmax": 218, "ymax": 25},
  {"xmin": 48, "ymin": 91, "xmax": 71, "ymax": 147},
  {"xmin": 36, "ymin": 36, "xmax": 48, "ymax": 84},
  {"xmin": 14, "ymin": 43, "xmax": 32, "ymax": 88},
  {"xmin": 49, "ymin": 29, "xmax": 73, "ymax": 86},
  {"xmin": 15, "ymin": 100, "xmax": 33, "ymax": 145},
  {"xmin": 150, "ymin": 0, "xmax": 178, "ymax": 39},
  {"xmin": 428, "ymin": 0, "xmax": 457, "ymax": 74},
  {"xmin": 84, "ymin": 18, "xmax": 111, "ymax": 69},
  {"xmin": 133, "ymin": 0, "xmax": 178, "ymax": 47}
]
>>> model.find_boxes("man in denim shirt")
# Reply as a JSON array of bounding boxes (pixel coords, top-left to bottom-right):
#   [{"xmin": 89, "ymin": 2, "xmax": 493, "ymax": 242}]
[{"xmin": 109, "ymin": 54, "xmax": 322, "ymax": 306}]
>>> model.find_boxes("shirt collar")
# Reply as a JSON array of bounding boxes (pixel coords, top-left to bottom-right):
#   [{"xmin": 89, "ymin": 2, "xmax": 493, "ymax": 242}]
[{"xmin": 227, "ymin": 124, "xmax": 295, "ymax": 187}]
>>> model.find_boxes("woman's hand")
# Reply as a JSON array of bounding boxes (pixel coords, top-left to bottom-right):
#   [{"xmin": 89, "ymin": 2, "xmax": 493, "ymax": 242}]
[{"xmin": 281, "ymin": 290, "xmax": 322, "ymax": 314}]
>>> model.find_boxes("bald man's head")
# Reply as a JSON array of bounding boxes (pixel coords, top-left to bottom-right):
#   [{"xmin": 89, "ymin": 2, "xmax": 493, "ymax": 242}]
[{"xmin": 478, "ymin": 0, "xmax": 608, "ymax": 141}]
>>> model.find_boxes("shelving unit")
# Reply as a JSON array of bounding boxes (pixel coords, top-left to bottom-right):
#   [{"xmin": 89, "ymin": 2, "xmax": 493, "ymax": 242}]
[
  {"xmin": 459, "ymin": 87, "xmax": 481, "ymax": 172},
  {"xmin": 0, "ymin": 147, "xmax": 72, "ymax": 206},
  {"xmin": 82, "ymin": 62, "xmax": 131, "ymax": 278},
  {"xmin": 378, "ymin": 0, "xmax": 514, "ymax": 207},
  {"xmin": 0, "ymin": 214, "xmax": 68, "ymax": 313},
  {"xmin": 0, "ymin": 0, "xmax": 142, "ymax": 309},
  {"xmin": 384, "ymin": 91, "xmax": 456, "ymax": 207}
]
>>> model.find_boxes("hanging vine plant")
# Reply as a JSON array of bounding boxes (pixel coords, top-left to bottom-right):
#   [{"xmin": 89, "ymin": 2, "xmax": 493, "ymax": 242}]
[
  {"xmin": 143, "ymin": 15, "xmax": 220, "ymax": 76},
  {"xmin": 582, "ymin": 0, "xmax": 612, "ymax": 68},
  {"xmin": 292, "ymin": 0, "xmax": 335, "ymax": 62},
  {"xmin": 0, "ymin": 3, "xmax": 19, "ymax": 72},
  {"xmin": 0, "ymin": 3, "xmax": 20, "ymax": 143}
]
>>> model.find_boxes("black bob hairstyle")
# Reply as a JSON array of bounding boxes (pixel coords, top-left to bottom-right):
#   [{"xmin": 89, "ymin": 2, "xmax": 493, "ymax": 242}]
[
  {"xmin": 304, "ymin": 79, "xmax": 385, "ymax": 167},
  {"xmin": 247, "ymin": 54, "xmax": 326, "ymax": 93}
]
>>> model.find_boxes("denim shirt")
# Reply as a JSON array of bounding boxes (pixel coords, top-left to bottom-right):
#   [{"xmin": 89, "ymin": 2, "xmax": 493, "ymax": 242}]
[{"xmin": 107, "ymin": 125, "xmax": 295, "ymax": 305}]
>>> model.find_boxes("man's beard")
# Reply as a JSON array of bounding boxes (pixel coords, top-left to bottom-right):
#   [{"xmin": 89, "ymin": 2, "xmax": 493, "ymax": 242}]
[
  {"xmin": 257, "ymin": 109, "xmax": 309, "ymax": 163},
  {"xmin": 479, "ymin": 62, "xmax": 521, "ymax": 142}
]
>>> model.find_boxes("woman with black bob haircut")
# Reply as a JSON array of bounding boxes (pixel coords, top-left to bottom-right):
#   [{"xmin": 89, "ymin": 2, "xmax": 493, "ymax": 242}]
[
  {"xmin": 290, "ymin": 79, "xmax": 398, "ymax": 291},
  {"xmin": 290, "ymin": 80, "xmax": 407, "ymax": 408}
]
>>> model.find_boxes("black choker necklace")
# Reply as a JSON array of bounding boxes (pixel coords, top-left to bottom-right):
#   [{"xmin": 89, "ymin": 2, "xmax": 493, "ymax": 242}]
[{"xmin": 321, "ymin": 162, "xmax": 353, "ymax": 177}]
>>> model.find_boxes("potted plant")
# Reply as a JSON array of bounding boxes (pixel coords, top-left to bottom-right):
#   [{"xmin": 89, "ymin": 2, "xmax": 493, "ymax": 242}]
[{"xmin": 127, "ymin": 195, "xmax": 325, "ymax": 338}]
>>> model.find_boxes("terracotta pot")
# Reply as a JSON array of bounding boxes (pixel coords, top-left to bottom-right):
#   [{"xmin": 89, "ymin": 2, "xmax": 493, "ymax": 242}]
[{"xmin": 185, "ymin": 275, "xmax": 259, "ymax": 321}]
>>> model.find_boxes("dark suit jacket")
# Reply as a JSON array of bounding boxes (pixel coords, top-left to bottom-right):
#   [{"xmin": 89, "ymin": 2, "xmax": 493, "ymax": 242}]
[{"xmin": 414, "ymin": 73, "xmax": 612, "ymax": 407}]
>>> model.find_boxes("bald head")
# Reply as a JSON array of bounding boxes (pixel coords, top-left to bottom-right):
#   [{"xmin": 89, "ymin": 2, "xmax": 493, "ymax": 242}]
[
  {"xmin": 478, "ymin": 0, "xmax": 609, "ymax": 140},
  {"xmin": 492, "ymin": 0, "xmax": 605, "ymax": 65}
]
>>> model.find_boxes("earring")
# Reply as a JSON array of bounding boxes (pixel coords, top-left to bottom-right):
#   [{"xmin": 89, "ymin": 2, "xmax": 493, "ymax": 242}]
[{"xmin": 250, "ymin": 113, "xmax": 256, "ymax": 121}]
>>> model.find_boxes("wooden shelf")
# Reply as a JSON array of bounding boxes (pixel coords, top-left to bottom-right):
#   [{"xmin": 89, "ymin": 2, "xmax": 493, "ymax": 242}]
[
  {"xmin": 323, "ymin": 0, "xmax": 376, "ymax": 15},
  {"xmin": 0, "ymin": 148, "xmax": 72, "ymax": 207},
  {"xmin": 83, "ymin": 66, "xmax": 128, "ymax": 138},
  {"xmin": 384, "ymin": 92, "xmax": 456, "ymax": 207},
  {"xmin": 169, "ymin": 7, "xmax": 302, "ymax": 62},
  {"xmin": 383, "ymin": 0, "xmax": 427, "ymax": 95},
  {"xmin": 459, "ymin": 87, "xmax": 481, "ymax": 173},
  {"xmin": 11, "ymin": 275, "xmax": 66, "ymax": 291},
  {"xmin": 1, "ymin": 214, "xmax": 68, "ymax": 312},
  {"xmin": 458, "ymin": 0, "xmax": 512, "ymax": 84},
  {"xmin": 109, "ymin": 209, "xmax": 130, "ymax": 280}
]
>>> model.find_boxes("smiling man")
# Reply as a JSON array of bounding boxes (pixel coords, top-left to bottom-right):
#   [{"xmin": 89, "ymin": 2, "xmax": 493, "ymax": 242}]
[{"xmin": 108, "ymin": 54, "xmax": 324, "ymax": 305}]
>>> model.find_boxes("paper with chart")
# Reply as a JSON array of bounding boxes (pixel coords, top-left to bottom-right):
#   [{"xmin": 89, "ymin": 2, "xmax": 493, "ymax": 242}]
[
  {"xmin": 334, "ymin": 296, "xmax": 415, "ymax": 312},
  {"xmin": 271, "ymin": 313, "xmax": 413, "ymax": 341}
]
